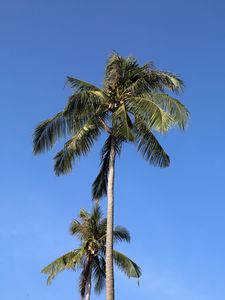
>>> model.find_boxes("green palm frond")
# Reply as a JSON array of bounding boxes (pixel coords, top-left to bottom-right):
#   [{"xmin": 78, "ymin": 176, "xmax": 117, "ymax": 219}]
[
  {"xmin": 126, "ymin": 95, "xmax": 174, "ymax": 133},
  {"xmin": 66, "ymin": 76, "xmax": 100, "ymax": 93},
  {"xmin": 92, "ymin": 136, "xmax": 122, "ymax": 200},
  {"xmin": 70, "ymin": 220, "xmax": 85, "ymax": 241},
  {"xmin": 112, "ymin": 104, "xmax": 134, "ymax": 141},
  {"xmin": 147, "ymin": 70, "xmax": 184, "ymax": 92},
  {"xmin": 64, "ymin": 91, "xmax": 107, "ymax": 124},
  {"xmin": 97, "ymin": 225, "xmax": 130, "ymax": 244},
  {"xmin": 33, "ymin": 112, "xmax": 69, "ymax": 154},
  {"xmin": 93, "ymin": 256, "xmax": 106, "ymax": 295},
  {"xmin": 113, "ymin": 226, "xmax": 131, "ymax": 243},
  {"xmin": 79, "ymin": 257, "xmax": 92, "ymax": 298},
  {"xmin": 91, "ymin": 204, "xmax": 103, "ymax": 225},
  {"xmin": 91, "ymin": 136, "xmax": 112, "ymax": 200},
  {"xmin": 104, "ymin": 52, "xmax": 141, "ymax": 90},
  {"xmin": 96, "ymin": 218, "xmax": 107, "ymax": 241},
  {"xmin": 134, "ymin": 118, "xmax": 170, "ymax": 167},
  {"xmin": 150, "ymin": 93, "xmax": 189, "ymax": 129},
  {"xmin": 113, "ymin": 250, "xmax": 141, "ymax": 278},
  {"xmin": 70, "ymin": 207, "xmax": 104, "ymax": 242},
  {"xmin": 104, "ymin": 52, "xmax": 123, "ymax": 89},
  {"xmin": 41, "ymin": 249, "xmax": 84, "ymax": 285},
  {"xmin": 54, "ymin": 119, "xmax": 101, "ymax": 175}
]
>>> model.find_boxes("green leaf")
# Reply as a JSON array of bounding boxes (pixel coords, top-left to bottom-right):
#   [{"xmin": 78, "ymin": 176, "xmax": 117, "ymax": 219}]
[
  {"xmin": 113, "ymin": 250, "xmax": 141, "ymax": 278},
  {"xmin": 66, "ymin": 76, "xmax": 100, "ymax": 93},
  {"xmin": 64, "ymin": 91, "xmax": 107, "ymax": 122},
  {"xmin": 33, "ymin": 112, "xmax": 69, "ymax": 154},
  {"xmin": 54, "ymin": 119, "xmax": 101, "ymax": 175},
  {"xmin": 126, "ymin": 95, "xmax": 174, "ymax": 133},
  {"xmin": 93, "ymin": 256, "xmax": 106, "ymax": 295},
  {"xmin": 41, "ymin": 249, "xmax": 84, "ymax": 285},
  {"xmin": 112, "ymin": 104, "xmax": 134, "ymax": 141},
  {"xmin": 134, "ymin": 117, "xmax": 170, "ymax": 167},
  {"xmin": 151, "ymin": 93, "xmax": 189, "ymax": 129},
  {"xmin": 92, "ymin": 136, "xmax": 122, "ymax": 200},
  {"xmin": 147, "ymin": 70, "xmax": 184, "ymax": 92},
  {"xmin": 113, "ymin": 226, "xmax": 131, "ymax": 243}
]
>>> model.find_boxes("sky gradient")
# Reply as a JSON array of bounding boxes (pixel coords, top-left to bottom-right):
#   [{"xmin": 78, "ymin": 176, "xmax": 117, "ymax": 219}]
[{"xmin": 1, "ymin": 1, "xmax": 225, "ymax": 299}]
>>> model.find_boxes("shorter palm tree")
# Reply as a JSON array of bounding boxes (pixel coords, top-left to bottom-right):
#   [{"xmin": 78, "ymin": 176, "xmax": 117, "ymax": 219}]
[{"xmin": 42, "ymin": 205, "xmax": 141, "ymax": 300}]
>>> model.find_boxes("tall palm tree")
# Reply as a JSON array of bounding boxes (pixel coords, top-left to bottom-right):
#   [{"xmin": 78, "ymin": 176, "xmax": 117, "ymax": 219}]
[
  {"xmin": 42, "ymin": 206, "xmax": 141, "ymax": 300},
  {"xmin": 33, "ymin": 53, "xmax": 189, "ymax": 300}
]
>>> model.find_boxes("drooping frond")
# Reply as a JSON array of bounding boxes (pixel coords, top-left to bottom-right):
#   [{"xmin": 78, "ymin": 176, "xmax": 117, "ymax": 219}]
[
  {"xmin": 113, "ymin": 226, "xmax": 131, "ymax": 243},
  {"xmin": 126, "ymin": 95, "xmax": 174, "ymax": 133},
  {"xmin": 92, "ymin": 256, "xmax": 106, "ymax": 295},
  {"xmin": 79, "ymin": 257, "xmax": 92, "ymax": 298},
  {"xmin": 112, "ymin": 104, "xmax": 134, "ymax": 141},
  {"xmin": 122, "ymin": 62, "xmax": 155, "ymax": 95},
  {"xmin": 41, "ymin": 249, "xmax": 84, "ymax": 285},
  {"xmin": 66, "ymin": 76, "xmax": 100, "ymax": 93},
  {"xmin": 64, "ymin": 91, "xmax": 107, "ymax": 119},
  {"xmin": 134, "ymin": 117, "xmax": 170, "ymax": 167},
  {"xmin": 113, "ymin": 250, "xmax": 141, "ymax": 278},
  {"xmin": 92, "ymin": 136, "xmax": 122, "ymax": 200},
  {"xmin": 33, "ymin": 112, "xmax": 69, "ymax": 154},
  {"xmin": 150, "ymin": 93, "xmax": 189, "ymax": 129},
  {"xmin": 146, "ymin": 69, "xmax": 184, "ymax": 93},
  {"xmin": 54, "ymin": 119, "xmax": 101, "ymax": 175}
]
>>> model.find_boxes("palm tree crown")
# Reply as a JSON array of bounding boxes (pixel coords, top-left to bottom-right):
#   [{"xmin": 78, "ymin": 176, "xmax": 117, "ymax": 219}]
[
  {"xmin": 33, "ymin": 52, "xmax": 189, "ymax": 199},
  {"xmin": 42, "ymin": 205, "xmax": 141, "ymax": 299}
]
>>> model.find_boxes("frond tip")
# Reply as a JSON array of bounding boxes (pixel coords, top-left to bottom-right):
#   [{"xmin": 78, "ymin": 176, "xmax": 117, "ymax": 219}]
[
  {"xmin": 54, "ymin": 120, "xmax": 100, "ymax": 175},
  {"xmin": 134, "ymin": 118, "xmax": 170, "ymax": 167},
  {"xmin": 113, "ymin": 250, "xmax": 141, "ymax": 278},
  {"xmin": 33, "ymin": 112, "xmax": 68, "ymax": 154}
]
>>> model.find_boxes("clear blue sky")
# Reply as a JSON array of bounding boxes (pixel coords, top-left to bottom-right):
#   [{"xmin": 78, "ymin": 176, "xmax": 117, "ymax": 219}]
[{"xmin": 1, "ymin": 1, "xmax": 225, "ymax": 299}]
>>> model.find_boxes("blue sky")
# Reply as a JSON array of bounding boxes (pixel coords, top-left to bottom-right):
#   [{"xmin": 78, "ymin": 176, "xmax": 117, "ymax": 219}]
[{"xmin": 1, "ymin": 0, "xmax": 225, "ymax": 299}]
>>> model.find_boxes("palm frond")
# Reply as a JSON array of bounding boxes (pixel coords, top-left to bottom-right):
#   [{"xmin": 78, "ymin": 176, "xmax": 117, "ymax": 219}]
[
  {"xmin": 104, "ymin": 52, "xmax": 123, "ymax": 89},
  {"xmin": 150, "ymin": 93, "xmax": 189, "ymax": 129},
  {"xmin": 64, "ymin": 91, "xmax": 107, "ymax": 126},
  {"xmin": 92, "ymin": 256, "xmax": 106, "ymax": 295},
  {"xmin": 147, "ymin": 70, "xmax": 184, "ymax": 92},
  {"xmin": 113, "ymin": 250, "xmax": 141, "ymax": 278},
  {"xmin": 92, "ymin": 136, "xmax": 122, "ymax": 200},
  {"xmin": 79, "ymin": 257, "xmax": 92, "ymax": 298},
  {"xmin": 91, "ymin": 136, "xmax": 112, "ymax": 199},
  {"xmin": 54, "ymin": 119, "xmax": 101, "ymax": 175},
  {"xmin": 113, "ymin": 226, "xmax": 130, "ymax": 243},
  {"xmin": 112, "ymin": 104, "xmax": 134, "ymax": 141},
  {"xmin": 41, "ymin": 249, "xmax": 84, "ymax": 285},
  {"xmin": 104, "ymin": 52, "xmax": 141, "ymax": 90},
  {"xmin": 69, "ymin": 220, "xmax": 85, "ymax": 240},
  {"xmin": 122, "ymin": 63, "xmax": 155, "ymax": 95},
  {"xmin": 91, "ymin": 204, "xmax": 103, "ymax": 225},
  {"xmin": 66, "ymin": 76, "xmax": 100, "ymax": 93},
  {"xmin": 33, "ymin": 112, "xmax": 69, "ymax": 154},
  {"xmin": 134, "ymin": 118, "xmax": 170, "ymax": 167},
  {"xmin": 126, "ymin": 95, "xmax": 174, "ymax": 133}
]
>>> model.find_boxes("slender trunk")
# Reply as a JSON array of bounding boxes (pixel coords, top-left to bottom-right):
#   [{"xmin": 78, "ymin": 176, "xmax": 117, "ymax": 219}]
[
  {"xmin": 85, "ymin": 273, "xmax": 91, "ymax": 300},
  {"xmin": 106, "ymin": 137, "xmax": 116, "ymax": 300}
]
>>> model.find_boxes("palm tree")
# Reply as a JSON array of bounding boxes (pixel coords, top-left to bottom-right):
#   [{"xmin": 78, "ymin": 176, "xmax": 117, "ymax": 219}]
[
  {"xmin": 33, "ymin": 52, "xmax": 189, "ymax": 300},
  {"xmin": 42, "ymin": 205, "xmax": 141, "ymax": 300}
]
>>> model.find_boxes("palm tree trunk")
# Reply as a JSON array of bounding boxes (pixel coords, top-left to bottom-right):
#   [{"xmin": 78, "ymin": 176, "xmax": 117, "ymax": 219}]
[
  {"xmin": 106, "ymin": 137, "xmax": 116, "ymax": 300},
  {"xmin": 85, "ymin": 274, "xmax": 91, "ymax": 300}
]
